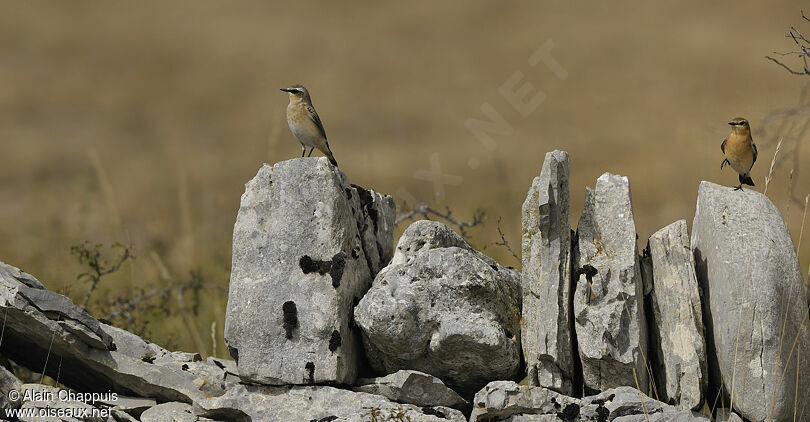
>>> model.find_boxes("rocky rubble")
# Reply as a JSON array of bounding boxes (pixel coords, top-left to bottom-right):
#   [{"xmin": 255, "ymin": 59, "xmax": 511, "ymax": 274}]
[
  {"xmin": 469, "ymin": 381, "xmax": 709, "ymax": 422},
  {"xmin": 0, "ymin": 155, "xmax": 807, "ymax": 422}
]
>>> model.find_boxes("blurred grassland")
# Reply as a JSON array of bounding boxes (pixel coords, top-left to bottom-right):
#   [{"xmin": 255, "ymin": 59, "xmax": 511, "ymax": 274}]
[{"xmin": 1, "ymin": 1, "xmax": 809, "ymax": 357}]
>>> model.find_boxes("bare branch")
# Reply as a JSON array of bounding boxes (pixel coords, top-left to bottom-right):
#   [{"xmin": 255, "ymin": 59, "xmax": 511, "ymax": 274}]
[
  {"xmin": 395, "ymin": 196, "xmax": 485, "ymax": 239},
  {"xmin": 71, "ymin": 242, "xmax": 134, "ymax": 309},
  {"xmin": 766, "ymin": 56, "xmax": 809, "ymax": 76},
  {"xmin": 494, "ymin": 217, "xmax": 519, "ymax": 264},
  {"xmin": 768, "ymin": 13, "xmax": 810, "ymax": 77},
  {"xmin": 106, "ymin": 279, "xmax": 225, "ymax": 322}
]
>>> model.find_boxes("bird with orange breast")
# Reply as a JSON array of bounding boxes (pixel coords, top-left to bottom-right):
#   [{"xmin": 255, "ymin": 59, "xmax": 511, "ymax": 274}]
[
  {"xmin": 280, "ymin": 85, "xmax": 338, "ymax": 167},
  {"xmin": 720, "ymin": 117, "xmax": 757, "ymax": 190}
]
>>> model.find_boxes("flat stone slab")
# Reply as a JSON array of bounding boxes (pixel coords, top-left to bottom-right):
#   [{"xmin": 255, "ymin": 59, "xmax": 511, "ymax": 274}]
[
  {"xmin": 193, "ymin": 383, "xmax": 466, "ymax": 421},
  {"xmin": 354, "ymin": 369, "xmax": 468, "ymax": 410}
]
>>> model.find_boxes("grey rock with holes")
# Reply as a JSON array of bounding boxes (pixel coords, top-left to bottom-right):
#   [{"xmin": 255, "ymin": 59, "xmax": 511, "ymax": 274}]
[
  {"xmin": 521, "ymin": 150, "xmax": 575, "ymax": 394},
  {"xmin": 646, "ymin": 220, "xmax": 707, "ymax": 410},
  {"xmin": 192, "ymin": 383, "xmax": 465, "ymax": 422},
  {"xmin": 224, "ymin": 158, "xmax": 394, "ymax": 386},
  {"xmin": 354, "ymin": 220, "xmax": 522, "ymax": 395},
  {"xmin": 573, "ymin": 173, "xmax": 648, "ymax": 393},
  {"xmin": 140, "ymin": 402, "xmax": 196, "ymax": 422},
  {"xmin": 0, "ymin": 261, "xmax": 234, "ymax": 403},
  {"xmin": 354, "ymin": 369, "xmax": 467, "ymax": 410},
  {"xmin": 470, "ymin": 381, "xmax": 709, "ymax": 422},
  {"xmin": 691, "ymin": 181, "xmax": 810, "ymax": 422}
]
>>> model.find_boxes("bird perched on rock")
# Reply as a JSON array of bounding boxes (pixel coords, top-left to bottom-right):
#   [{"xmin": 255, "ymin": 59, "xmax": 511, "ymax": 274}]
[
  {"xmin": 281, "ymin": 85, "xmax": 338, "ymax": 166},
  {"xmin": 720, "ymin": 117, "xmax": 757, "ymax": 190}
]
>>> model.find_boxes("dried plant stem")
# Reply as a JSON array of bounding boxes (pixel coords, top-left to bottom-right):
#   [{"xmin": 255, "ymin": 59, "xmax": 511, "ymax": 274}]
[
  {"xmin": 798, "ymin": 194, "xmax": 809, "ymax": 257},
  {"xmin": 764, "ymin": 138, "xmax": 783, "ymax": 195},
  {"xmin": 211, "ymin": 321, "xmax": 217, "ymax": 357}
]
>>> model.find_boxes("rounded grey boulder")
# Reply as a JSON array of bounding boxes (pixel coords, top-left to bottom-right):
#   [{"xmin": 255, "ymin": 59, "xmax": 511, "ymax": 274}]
[{"xmin": 354, "ymin": 220, "xmax": 522, "ymax": 395}]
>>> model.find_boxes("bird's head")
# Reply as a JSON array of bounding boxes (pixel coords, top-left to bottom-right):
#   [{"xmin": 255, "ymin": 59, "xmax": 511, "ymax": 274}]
[
  {"xmin": 280, "ymin": 85, "xmax": 310, "ymax": 102},
  {"xmin": 728, "ymin": 117, "xmax": 751, "ymax": 135}
]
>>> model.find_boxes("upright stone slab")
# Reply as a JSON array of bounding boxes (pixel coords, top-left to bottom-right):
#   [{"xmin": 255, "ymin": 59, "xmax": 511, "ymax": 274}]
[
  {"xmin": 224, "ymin": 158, "xmax": 395, "ymax": 385},
  {"xmin": 521, "ymin": 150, "xmax": 574, "ymax": 394},
  {"xmin": 691, "ymin": 181, "xmax": 810, "ymax": 422},
  {"xmin": 573, "ymin": 173, "xmax": 648, "ymax": 393},
  {"xmin": 647, "ymin": 220, "xmax": 707, "ymax": 410}
]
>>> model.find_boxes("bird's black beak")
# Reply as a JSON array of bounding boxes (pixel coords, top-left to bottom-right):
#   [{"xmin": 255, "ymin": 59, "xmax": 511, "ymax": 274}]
[
  {"xmin": 280, "ymin": 88, "xmax": 292, "ymax": 93},
  {"xmin": 728, "ymin": 122, "xmax": 735, "ymax": 126}
]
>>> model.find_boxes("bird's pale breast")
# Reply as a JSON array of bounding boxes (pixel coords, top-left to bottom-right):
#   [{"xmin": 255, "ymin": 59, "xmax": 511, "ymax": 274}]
[
  {"xmin": 724, "ymin": 133, "xmax": 755, "ymax": 174},
  {"xmin": 287, "ymin": 103, "xmax": 323, "ymax": 148}
]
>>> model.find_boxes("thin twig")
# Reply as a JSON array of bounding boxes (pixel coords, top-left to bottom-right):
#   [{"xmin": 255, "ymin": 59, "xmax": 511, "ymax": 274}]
[
  {"xmin": 396, "ymin": 196, "xmax": 485, "ymax": 239},
  {"xmin": 71, "ymin": 242, "xmax": 134, "ymax": 309},
  {"xmin": 767, "ymin": 13, "xmax": 810, "ymax": 77},
  {"xmin": 494, "ymin": 217, "xmax": 519, "ymax": 264},
  {"xmin": 767, "ymin": 56, "xmax": 809, "ymax": 76},
  {"xmin": 106, "ymin": 281, "xmax": 225, "ymax": 322}
]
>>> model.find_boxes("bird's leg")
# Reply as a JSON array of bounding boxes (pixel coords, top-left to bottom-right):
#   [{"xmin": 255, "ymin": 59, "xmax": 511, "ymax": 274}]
[
  {"xmin": 307, "ymin": 148, "xmax": 314, "ymax": 157},
  {"xmin": 734, "ymin": 184, "xmax": 743, "ymax": 191},
  {"xmin": 301, "ymin": 145, "xmax": 306, "ymax": 157}
]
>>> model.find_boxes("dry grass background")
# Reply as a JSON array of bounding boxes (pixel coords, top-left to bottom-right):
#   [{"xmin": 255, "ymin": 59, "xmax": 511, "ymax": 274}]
[{"xmin": 1, "ymin": 1, "xmax": 808, "ymax": 357}]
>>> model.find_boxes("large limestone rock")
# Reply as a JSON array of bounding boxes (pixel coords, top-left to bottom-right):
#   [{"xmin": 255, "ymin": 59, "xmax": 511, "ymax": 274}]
[
  {"xmin": 521, "ymin": 150, "xmax": 575, "ymax": 394},
  {"xmin": 573, "ymin": 173, "xmax": 648, "ymax": 393},
  {"xmin": 691, "ymin": 181, "xmax": 810, "ymax": 421},
  {"xmin": 354, "ymin": 369, "xmax": 468, "ymax": 410},
  {"xmin": 354, "ymin": 220, "xmax": 522, "ymax": 395},
  {"xmin": 193, "ymin": 384, "xmax": 466, "ymax": 422},
  {"xmin": 0, "ymin": 261, "xmax": 232, "ymax": 403},
  {"xmin": 224, "ymin": 158, "xmax": 394, "ymax": 385},
  {"xmin": 470, "ymin": 381, "xmax": 709, "ymax": 422},
  {"xmin": 646, "ymin": 220, "xmax": 707, "ymax": 410}
]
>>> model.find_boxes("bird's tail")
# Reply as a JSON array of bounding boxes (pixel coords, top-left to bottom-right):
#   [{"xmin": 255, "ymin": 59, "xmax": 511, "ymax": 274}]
[
  {"xmin": 319, "ymin": 142, "xmax": 338, "ymax": 167},
  {"xmin": 739, "ymin": 173, "xmax": 755, "ymax": 187}
]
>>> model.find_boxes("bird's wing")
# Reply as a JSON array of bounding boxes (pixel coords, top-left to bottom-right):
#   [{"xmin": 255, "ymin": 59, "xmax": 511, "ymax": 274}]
[
  {"xmin": 721, "ymin": 138, "xmax": 726, "ymax": 154},
  {"xmin": 752, "ymin": 141, "xmax": 758, "ymax": 165},
  {"xmin": 305, "ymin": 104, "xmax": 327, "ymax": 140}
]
